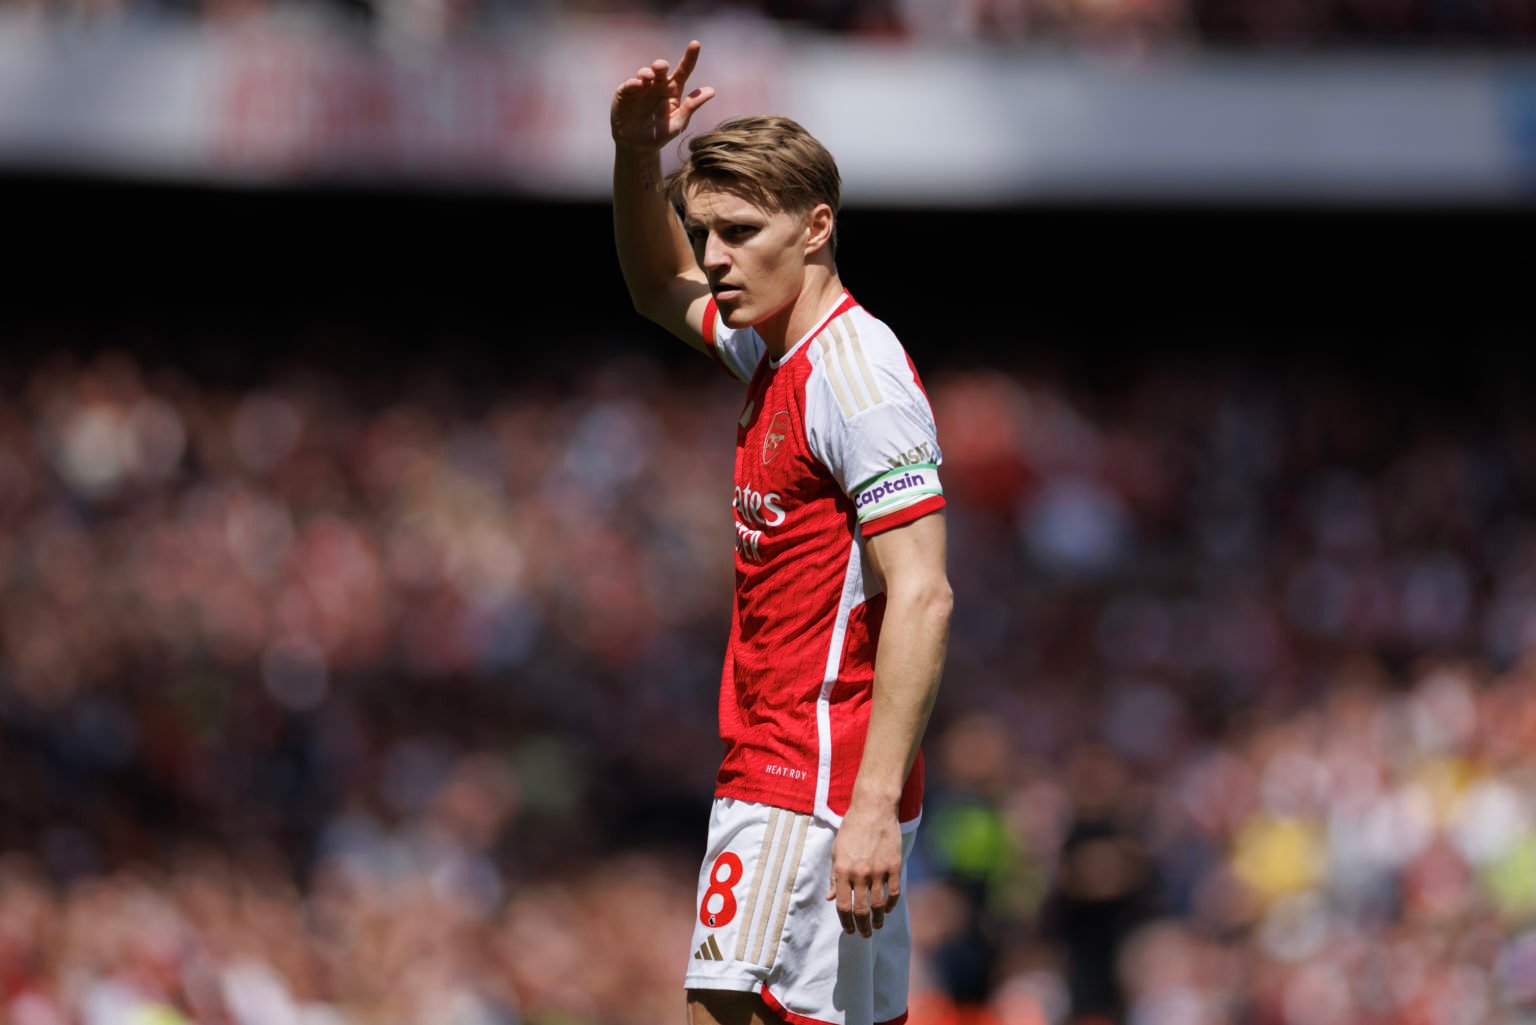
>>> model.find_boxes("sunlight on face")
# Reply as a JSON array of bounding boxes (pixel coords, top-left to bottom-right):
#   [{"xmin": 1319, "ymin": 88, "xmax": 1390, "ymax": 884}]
[{"xmin": 682, "ymin": 182, "xmax": 813, "ymax": 332}]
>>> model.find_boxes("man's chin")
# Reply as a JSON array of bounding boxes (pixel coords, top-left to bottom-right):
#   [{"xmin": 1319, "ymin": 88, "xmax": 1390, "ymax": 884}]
[{"xmin": 719, "ymin": 304, "xmax": 754, "ymax": 329}]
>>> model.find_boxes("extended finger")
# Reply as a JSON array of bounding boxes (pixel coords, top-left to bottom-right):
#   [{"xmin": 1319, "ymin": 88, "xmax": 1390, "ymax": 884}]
[
  {"xmin": 835, "ymin": 892, "xmax": 856, "ymax": 935},
  {"xmin": 870, "ymin": 876, "xmax": 888, "ymax": 929},
  {"xmin": 680, "ymin": 86, "xmax": 715, "ymax": 115},
  {"xmin": 852, "ymin": 882, "xmax": 872, "ymax": 938},
  {"xmin": 674, "ymin": 39, "xmax": 702, "ymax": 86},
  {"xmin": 829, "ymin": 870, "xmax": 855, "ymax": 932},
  {"xmin": 884, "ymin": 878, "xmax": 901, "ymax": 913}
]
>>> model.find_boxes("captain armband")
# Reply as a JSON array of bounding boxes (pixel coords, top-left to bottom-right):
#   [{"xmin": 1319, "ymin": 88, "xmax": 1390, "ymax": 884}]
[{"xmin": 851, "ymin": 462, "xmax": 944, "ymax": 525}]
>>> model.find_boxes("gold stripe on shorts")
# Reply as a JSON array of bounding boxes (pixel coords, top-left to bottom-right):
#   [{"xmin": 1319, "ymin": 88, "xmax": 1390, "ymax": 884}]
[
  {"xmin": 735, "ymin": 807, "xmax": 782, "ymax": 962},
  {"xmin": 747, "ymin": 811, "xmax": 797, "ymax": 966},
  {"xmin": 761, "ymin": 813, "xmax": 811, "ymax": 971}
]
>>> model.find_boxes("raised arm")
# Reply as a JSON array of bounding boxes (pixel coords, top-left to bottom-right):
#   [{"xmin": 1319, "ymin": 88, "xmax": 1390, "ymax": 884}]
[
  {"xmin": 611, "ymin": 40, "xmax": 716, "ymax": 352},
  {"xmin": 828, "ymin": 511, "xmax": 952, "ymax": 937}
]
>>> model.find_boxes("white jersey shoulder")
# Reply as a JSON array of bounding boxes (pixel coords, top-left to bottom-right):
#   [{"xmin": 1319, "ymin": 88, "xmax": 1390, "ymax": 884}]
[
  {"xmin": 803, "ymin": 308, "xmax": 944, "ymax": 529},
  {"xmin": 710, "ymin": 310, "xmax": 767, "ymax": 384}
]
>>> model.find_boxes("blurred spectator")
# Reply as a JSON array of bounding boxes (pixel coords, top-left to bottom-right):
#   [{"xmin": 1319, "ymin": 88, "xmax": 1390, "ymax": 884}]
[
  {"xmin": 3, "ymin": 347, "xmax": 1536, "ymax": 1022},
  {"xmin": 1039, "ymin": 746, "xmax": 1155, "ymax": 1024}
]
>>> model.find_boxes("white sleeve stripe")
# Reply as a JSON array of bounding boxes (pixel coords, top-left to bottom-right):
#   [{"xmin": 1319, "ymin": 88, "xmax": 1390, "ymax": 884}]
[
  {"xmin": 829, "ymin": 321, "xmax": 871, "ymax": 413},
  {"xmin": 816, "ymin": 330, "xmax": 860, "ymax": 418},
  {"xmin": 842, "ymin": 317, "xmax": 883, "ymax": 407}
]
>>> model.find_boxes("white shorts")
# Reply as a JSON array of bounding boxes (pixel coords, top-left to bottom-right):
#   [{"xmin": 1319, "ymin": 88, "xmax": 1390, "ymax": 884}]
[{"xmin": 684, "ymin": 797, "xmax": 918, "ymax": 1025}]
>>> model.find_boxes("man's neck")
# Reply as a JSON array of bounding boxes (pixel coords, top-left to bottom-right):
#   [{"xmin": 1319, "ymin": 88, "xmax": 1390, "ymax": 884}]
[{"xmin": 755, "ymin": 271, "xmax": 845, "ymax": 361}]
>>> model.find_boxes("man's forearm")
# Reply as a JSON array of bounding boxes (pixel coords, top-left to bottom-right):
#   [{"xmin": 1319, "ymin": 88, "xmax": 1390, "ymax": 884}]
[
  {"xmin": 849, "ymin": 579, "xmax": 952, "ymax": 811},
  {"xmin": 613, "ymin": 148, "xmax": 695, "ymax": 318}
]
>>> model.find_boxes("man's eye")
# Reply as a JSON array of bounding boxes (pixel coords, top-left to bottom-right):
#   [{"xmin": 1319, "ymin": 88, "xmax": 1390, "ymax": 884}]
[{"xmin": 728, "ymin": 226, "xmax": 757, "ymax": 240}]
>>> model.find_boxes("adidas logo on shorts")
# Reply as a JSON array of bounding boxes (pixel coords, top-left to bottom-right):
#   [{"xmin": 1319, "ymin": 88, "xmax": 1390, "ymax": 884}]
[{"xmin": 693, "ymin": 935, "xmax": 725, "ymax": 961}]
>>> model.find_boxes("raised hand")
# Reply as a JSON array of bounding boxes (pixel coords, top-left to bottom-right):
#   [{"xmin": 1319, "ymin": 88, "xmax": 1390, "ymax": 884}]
[{"xmin": 611, "ymin": 40, "xmax": 716, "ymax": 154}]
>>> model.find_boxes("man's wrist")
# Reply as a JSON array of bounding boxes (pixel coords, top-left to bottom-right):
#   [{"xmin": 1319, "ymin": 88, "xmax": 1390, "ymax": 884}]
[
  {"xmin": 614, "ymin": 141, "xmax": 665, "ymax": 160},
  {"xmin": 848, "ymin": 782, "xmax": 903, "ymax": 814},
  {"xmin": 615, "ymin": 147, "xmax": 666, "ymax": 192}
]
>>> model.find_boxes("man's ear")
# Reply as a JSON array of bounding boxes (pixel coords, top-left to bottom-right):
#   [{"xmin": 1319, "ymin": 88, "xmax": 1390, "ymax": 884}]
[{"xmin": 804, "ymin": 203, "xmax": 835, "ymax": 256}]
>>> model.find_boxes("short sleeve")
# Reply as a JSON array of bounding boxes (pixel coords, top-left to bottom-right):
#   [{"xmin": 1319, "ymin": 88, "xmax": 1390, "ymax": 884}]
[
  {"xmin": 805, "ymin": 316, "xmax": 945, "ymax": 536},
  {"xmin": 703, "ymin": 298, "xmax": 767, "ymax": 384}
]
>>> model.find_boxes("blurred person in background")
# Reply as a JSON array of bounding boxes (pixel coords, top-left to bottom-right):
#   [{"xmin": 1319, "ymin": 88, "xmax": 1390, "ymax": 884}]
[
  {"xmin": 611, "ymin": 39, "xmax": 954, "ymax": 1025},
  {"xmin": 1039, "ymin": 745, "xmax": 1155, "ymax": 1025}
]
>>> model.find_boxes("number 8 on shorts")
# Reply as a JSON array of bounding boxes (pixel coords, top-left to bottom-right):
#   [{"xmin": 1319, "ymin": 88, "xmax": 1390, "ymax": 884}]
[{"xmin": 700, "ymin": 852, "xmax": 743, "ymax": 927}]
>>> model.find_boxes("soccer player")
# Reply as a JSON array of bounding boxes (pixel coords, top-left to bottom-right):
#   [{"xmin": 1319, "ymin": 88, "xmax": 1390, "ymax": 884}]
[{"xmin": 611, "ymin": 41, "xmax": 953, "ymax": 1025}]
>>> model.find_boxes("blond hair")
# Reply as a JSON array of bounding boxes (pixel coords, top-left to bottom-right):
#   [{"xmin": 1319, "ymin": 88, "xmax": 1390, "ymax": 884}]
[{"xmin": 666, "ymin": 116, "xmax": 841, "ymax": 251}]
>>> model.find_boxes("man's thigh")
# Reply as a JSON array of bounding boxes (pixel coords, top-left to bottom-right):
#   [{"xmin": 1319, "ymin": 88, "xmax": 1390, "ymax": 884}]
[{"xmin": 688, "ymin": 988, "xmax": 778, "ymax": 1025}]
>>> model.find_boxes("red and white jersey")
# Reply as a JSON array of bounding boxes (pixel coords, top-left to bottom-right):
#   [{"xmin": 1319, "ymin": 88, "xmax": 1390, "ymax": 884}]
[{"xmin": 703, "ymin": 289, "xmax": 944, "ymax": 829}]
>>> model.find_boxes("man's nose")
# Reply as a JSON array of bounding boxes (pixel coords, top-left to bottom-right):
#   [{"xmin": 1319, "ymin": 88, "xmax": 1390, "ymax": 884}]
[{"xmin": 703, "ymin": 232, "xmax": 729, "ymax": 271}]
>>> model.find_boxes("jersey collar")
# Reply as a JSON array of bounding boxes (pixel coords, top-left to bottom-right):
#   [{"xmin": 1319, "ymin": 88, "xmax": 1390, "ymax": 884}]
[{"xmin": 768, "ymin": 290, "xmax": 858, "ymax": 369}]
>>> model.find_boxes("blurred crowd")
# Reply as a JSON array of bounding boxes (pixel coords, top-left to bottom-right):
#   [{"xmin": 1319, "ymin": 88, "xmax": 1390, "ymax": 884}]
[
  {"xmin": 3, "ymin": 348, "xmax": 1536, "ymax": 1024},
  {"xmin": 3, "ymin": 0, "xmax": 1536, "ymax": 50}
]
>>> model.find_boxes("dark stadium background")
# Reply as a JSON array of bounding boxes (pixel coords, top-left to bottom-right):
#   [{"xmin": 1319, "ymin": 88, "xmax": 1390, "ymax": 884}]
[{"xmin": 11, "ymin": 178, "xmax": 1531, "ymax": 376}]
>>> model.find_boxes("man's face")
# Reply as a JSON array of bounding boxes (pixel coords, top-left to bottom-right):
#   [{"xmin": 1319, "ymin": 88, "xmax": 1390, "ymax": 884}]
[{"xmin": 683, "ymin": 182, "xmax": 812, "ymax": 330}]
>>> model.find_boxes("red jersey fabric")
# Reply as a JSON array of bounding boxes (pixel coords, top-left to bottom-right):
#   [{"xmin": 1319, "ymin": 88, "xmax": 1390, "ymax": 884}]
[{"xmin": 703, "ymin": 290, "xmax": 945, "ymax": 828}]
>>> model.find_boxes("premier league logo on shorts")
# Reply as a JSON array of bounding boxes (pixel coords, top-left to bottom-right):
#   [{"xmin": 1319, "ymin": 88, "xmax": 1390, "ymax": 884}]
[{"xmin": 763, "ymin": 411, "xmax": 790, "ymax": 465}]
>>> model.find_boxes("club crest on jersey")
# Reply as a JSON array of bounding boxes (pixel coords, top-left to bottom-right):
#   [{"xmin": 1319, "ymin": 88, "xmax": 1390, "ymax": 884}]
[{"xmin": 763, "ymin": 411, "xmax": 791, "ymax": 465}]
